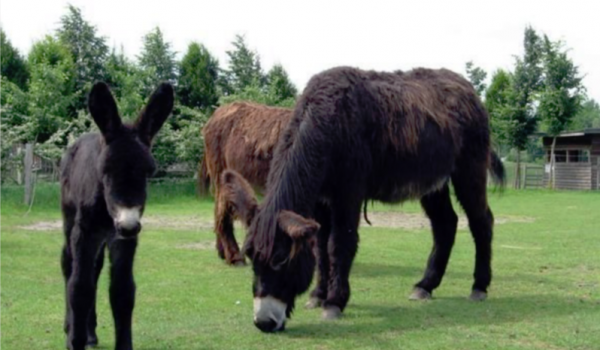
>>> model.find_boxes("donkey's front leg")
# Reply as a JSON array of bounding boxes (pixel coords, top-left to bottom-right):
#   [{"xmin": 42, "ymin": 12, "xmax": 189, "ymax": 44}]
[
  {"xmin": 109, "ymin": 237, "xmax": 138, "ymax": 350},
  {"xmin": 87, "ymin": 246, "xmax": 105, "ymax": 346},
  {"xmin": 66, "ymin": 228, "xmax": 101, "ymax": 350},
  {"xmin": 323, "ymin": 198, "xmax": 361, "ymax": 320},
  {"xmin": 306, "ymin": 202, "xmax": 332, "ymax": 309}
]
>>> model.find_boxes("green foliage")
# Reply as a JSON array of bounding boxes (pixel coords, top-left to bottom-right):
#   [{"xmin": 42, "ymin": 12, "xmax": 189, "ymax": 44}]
[
  {"xmin": 221, "ymin": 35, "xmax": 265, "ymax": 95},
  {"xmin": 1, "ymin": 78, "xmax": 30, "ymax": 181},
  {"xmin": 57, "ymin": 4, "xmax": 109, "ymax": 111},
  {"xmin": 266, "ymin": 64, "xmax": 297, "ymax": 104},
  {"xmin": 496, "ymin": 27, "xmax": 544, "ymax": 151},
  {"xmin": 219, "ymin": 61, "xmax": 297, "ymax": 108},
  {"xmin": 538, "ymin": 36, "xmax": 584, "ymax": 136},
  {"xmin": 219, "ymin": 81, "xmax": 295, "ymax": 108},
  {"xmin": 152, "ymin": 105, "xmax": 208, "ymax": 173},
  {"xmin": 570, "ymin": 99, "xmax": 600, "ymax": 129},
  {"xmin": 465, "ymin": 61, "xmax": 487, "ymax": 97},
  {"xmin": 485, "ymin": 69, "xmax": 512, "ymax": 143},
  {"xmin": 105, "ymin": 47, "xmax": 148, "ymax": 119},
  {"xmin": 27, "ymin": 36, "xmax": 77, "ymax": 144},
  {"xmin": 138, "ymin": 27, "xmax": 177, "ymax": 93},
  {"xmin": 178, "ymin": 42, "xmax": 220, "ymax": 111},
  {"xmin": 1, "ymin": 29, "xmax": 30, "ymax": 90}
]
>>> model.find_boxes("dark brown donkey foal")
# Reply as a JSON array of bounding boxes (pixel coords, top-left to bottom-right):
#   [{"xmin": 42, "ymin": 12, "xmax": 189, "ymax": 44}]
[{"xmin": 60, "ymin": 82, "xmax": 173, "ymax": 350}]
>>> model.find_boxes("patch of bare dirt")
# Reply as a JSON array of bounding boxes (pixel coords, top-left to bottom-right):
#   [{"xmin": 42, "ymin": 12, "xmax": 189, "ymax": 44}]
[
  {"xmin": 175, "ymin": 241, "xmax": 214, "ymax": 250},
  {"xmin": 362, "ymin": 212, "xmax": 535, "ymax": 230},
  {"xmin": 18, "ymin": 221, "xmax": 62, "ymax": 231},
  {"xmin": 18, "ymin": 212, "xmax": 534, "ymax": 232}
]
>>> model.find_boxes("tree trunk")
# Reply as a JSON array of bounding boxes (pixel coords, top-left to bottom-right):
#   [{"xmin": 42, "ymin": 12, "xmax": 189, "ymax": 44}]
[
  {"xmin": 514, "ymin": 150, "xmax": 521, "ymax": 189},
  {"xmin": 549, "ymin": 136, "xmax": 557, "ymax": 189},
  {"xmin": 24, "ymin": 143, "xmax": 34, "ymax": 205}
]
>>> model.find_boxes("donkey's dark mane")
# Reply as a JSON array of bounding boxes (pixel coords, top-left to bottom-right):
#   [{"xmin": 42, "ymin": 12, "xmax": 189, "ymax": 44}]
[{"xmin": 249, "ymin": 103, "xmax": 329, "ymax": 259}]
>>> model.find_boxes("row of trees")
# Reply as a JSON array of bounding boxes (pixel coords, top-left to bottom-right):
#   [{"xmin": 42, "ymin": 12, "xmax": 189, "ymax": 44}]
[
  {"xmin": 465, "ymin": 27, "xmax": 600, "ymax": 187},
  {"xmin": 2, "ymin": 8, "xmax": 599, "ymax": 187},
  {"xmin": 1, "ymin": 5, "xmax": 298, "ymax": 181}
]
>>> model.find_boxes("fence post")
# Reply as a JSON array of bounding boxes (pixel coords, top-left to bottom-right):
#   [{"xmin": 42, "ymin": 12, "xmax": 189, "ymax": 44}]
[
  {"xmin": 24, "ymin": 143, "xmax": 34, "ymax": 205},
  {"xmin": 523, "ymin": 164, "xmax": 528, "ymax": 189}
]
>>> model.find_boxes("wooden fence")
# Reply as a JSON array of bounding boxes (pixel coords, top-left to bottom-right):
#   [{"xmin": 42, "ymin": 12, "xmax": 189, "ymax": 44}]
[{"xmin": 521, "ymin": 161, "xmax": 600, "ymax": 190}]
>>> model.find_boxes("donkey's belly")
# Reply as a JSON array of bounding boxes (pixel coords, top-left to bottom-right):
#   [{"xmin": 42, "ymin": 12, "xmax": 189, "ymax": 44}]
[{"xmin": 371, "ymin": 175, "xmax": 449, "ymax": 203}]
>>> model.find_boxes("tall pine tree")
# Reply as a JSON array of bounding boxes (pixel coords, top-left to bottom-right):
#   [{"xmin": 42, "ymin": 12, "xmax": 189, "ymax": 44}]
[
  {"xmin": 221, "ymin": 35, "xmax": 265, "ymax": 95},
  {"xmin": 1, "ymin": 29, "xmax": 30, "ymax": 90},
  {"xmin": 138, "ymin": 27, "xmax": 177, "ymax": 95},
  {"xmin": 178, "ymin": 42, "xmax": 220, "ymax": 111},
  {"xmin": 57, "ymin": 5, "xmax": 109, "ymax": 111},
  {"xmin": 538, "ymin": 36, "xmax": 584, "ymax": 188}
]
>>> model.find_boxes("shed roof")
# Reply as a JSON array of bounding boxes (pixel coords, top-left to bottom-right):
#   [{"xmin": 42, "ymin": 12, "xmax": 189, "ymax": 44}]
[{"xmin": 539, "ymin": 128, "xmax": 600, "ymax": 138}]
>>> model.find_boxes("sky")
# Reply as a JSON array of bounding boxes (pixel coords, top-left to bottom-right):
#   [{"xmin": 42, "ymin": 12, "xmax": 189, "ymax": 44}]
[{"xmin": 1, "ymin": 0, "xmax": 599, "ymax": 102}]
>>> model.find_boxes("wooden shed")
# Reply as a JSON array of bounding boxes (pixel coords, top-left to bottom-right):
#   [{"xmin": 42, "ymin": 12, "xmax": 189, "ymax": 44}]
[{"xmin": 542, "ymin": 128, "xmax": 600, "ymax": 190}]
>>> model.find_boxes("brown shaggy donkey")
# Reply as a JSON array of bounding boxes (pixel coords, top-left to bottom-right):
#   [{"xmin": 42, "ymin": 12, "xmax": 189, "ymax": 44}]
[
  {"xmin": 221, "ymin": 66, "xmax": 505, "ymax": 332},
  {"xmin": 199, "ymin": 102, "xmax": 293, "ymax": 265}
]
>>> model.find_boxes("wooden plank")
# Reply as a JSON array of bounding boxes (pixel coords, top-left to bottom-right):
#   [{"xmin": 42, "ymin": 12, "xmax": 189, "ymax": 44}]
[{"xmin": 24, "ymin": 143, "xmax": 34, "ymax": 205}]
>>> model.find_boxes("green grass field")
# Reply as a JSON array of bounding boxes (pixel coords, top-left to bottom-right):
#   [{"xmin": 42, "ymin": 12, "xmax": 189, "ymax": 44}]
[{"xmin": 1, "ymin": 181, "xmax": 599, "ymax": 350}]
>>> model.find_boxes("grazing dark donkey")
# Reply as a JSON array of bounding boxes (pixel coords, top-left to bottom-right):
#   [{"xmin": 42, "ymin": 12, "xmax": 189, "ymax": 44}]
[
  {"xmin": 219, "ymin": 66, "xmax": 505, "ymax": 332},
  {"xmin": 60, "ymin": 82, "xmax": 173, "ymax": 349},
  {"xmin": 199, "ymin": 102, "xmax": 293, "ymax": 265}
]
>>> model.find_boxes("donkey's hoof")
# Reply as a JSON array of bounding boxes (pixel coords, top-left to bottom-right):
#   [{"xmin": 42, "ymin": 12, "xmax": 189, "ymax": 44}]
[
  {"xmin": 322, "ymin": 306, "xmax": 342, "ymax": 320},
  {"xmin": 305, "ymin": 297, "xmax": 322, "ymax": 309},
  {"xmin": 469, "ymin": 290, "xmax": 487, "ymax": 301},
  {"xmin": 232, "ymin": 260, "xmax": 246, "ymax": 267},
  {"xmin": 409, "ymin": 287, "xmax": 432, "ymax": 301},
  {"xmin": 86, "ymin": 333, "xmax": 98, "ymax": 347}
]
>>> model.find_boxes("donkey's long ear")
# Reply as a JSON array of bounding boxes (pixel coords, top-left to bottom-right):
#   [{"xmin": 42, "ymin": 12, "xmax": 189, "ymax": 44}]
[
  {"xmin": 88, "ymin": 82, "xmax": 122, "ymax": 140},
  {"xmin": 135, "ymin": 82, "xmax": 174, "ymax": 144},
  {"xmin": 278, "ymin": 210, "xmax": 320, "ymax": 259},
  {"xmin": 278, "ymin": 211, "xmax": 320, "ymax": 240},
  {"xmin": 219, "ymin": 170, "xmax": 258, "ymax": 227}
]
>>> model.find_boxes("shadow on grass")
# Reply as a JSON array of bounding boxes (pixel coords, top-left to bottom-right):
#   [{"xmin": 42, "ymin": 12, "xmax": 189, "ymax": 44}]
[
  {"xmin": 283, "ymin": 293, "xmax": 594, "ymax": 339},
  {"xmin": 352, "ymin": 262, "xmax": 425, "ymax": 279},
  {"xmin": 352, "ymin": 262, "xmax": 568, "ymax": 291}
]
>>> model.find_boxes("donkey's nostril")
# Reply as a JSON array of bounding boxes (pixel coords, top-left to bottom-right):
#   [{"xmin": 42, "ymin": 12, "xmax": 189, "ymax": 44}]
[
  {"xmin": 254, "ymin": 318, "xmax": 279, "ymax": 333},
  {"xmin": 117, "ymin": 222, "xmax": 141, "ymax": 238}
]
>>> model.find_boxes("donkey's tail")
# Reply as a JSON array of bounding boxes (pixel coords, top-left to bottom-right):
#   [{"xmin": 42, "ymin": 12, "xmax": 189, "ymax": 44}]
[
  {"xmin": 488, "ymin": 150, "xmax": 506, "ymax": 189},
  {"xmin": 197, "ymin": 154, "xmax": 211, "ymax": 197}
]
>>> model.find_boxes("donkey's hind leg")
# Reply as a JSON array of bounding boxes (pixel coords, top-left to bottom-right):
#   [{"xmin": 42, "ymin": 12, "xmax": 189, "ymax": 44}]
[
  {"xmin": 411, "ymin": 184, "xmax": 458, "ymax": 300},
  {"xmin": 452, "ymin": 163, "xmax": 494, "ymax": 301}
]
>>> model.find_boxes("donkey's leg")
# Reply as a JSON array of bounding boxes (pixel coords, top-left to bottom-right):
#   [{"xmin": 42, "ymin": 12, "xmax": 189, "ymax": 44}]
[
  {"xmin": 61, "ymin": 205, "xmax": 75, "ymax": 338},
  {"xmin": 86, "ymin": 245, "xmax": 105, "ymax": 347},
  {"xmin": 61, "ymin": 244, "xmax": 73, "ymax": 336},
  {"xmin": 452, "ymin": 163, "xmax": 494, "ymax": 301},
  {"xmin": 215, "ymin": 187, "xmax": 244, "ymax": 265},
  {"xmin": 213, "ymin": 186, "xmax": 226, "ymax": 260},
  {"xmin": 323, "ymin": 197, "xmax": 361, "ymax": 319},
  {"xmin": 306, "ymin": 202, "xmax": 332, "ymax": 309},
  {"xmin": 109, "ymin": 238, "xmax": 138, "ymax": 350},
  {"xmin": 411, "ymin": 184, "xmax": 458, "ymax": 300},
  {"xmin": 66, "ymin": 226, "xmax": 102, "ymax": 350}
]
